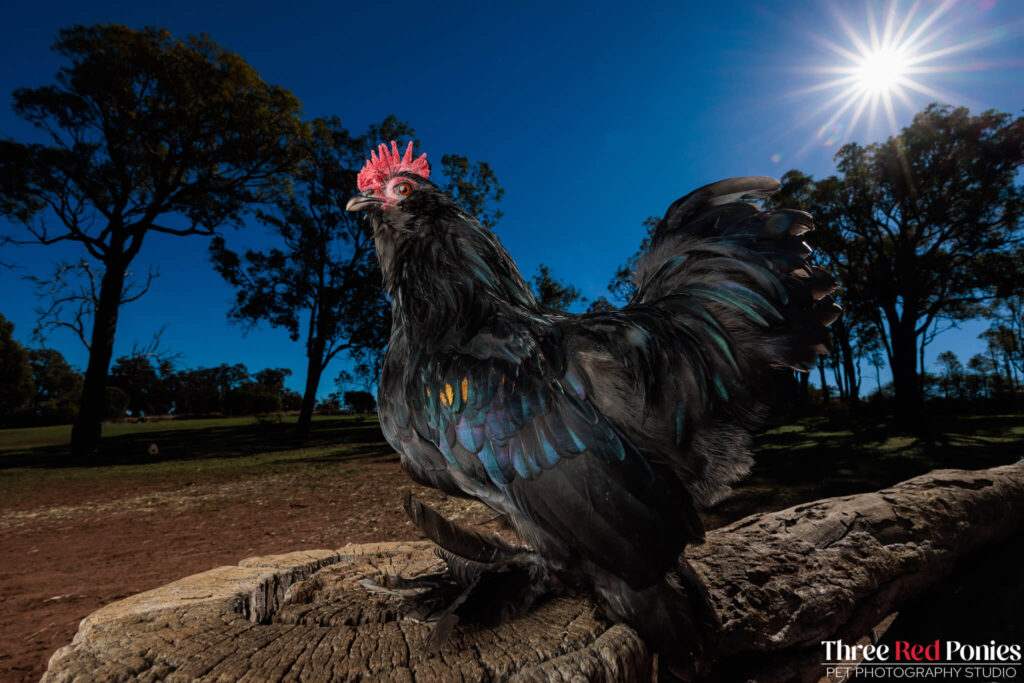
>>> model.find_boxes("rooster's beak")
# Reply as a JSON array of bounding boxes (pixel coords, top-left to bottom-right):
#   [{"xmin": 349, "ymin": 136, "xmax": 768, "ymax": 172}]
[{"xmin": 346, "ymin": 193, "xmax": 384, "ymax": 212}]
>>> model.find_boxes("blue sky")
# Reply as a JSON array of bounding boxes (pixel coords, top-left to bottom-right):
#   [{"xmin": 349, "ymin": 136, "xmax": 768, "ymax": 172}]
[{"xmin": 1, "ymin": 0, "xmax": 1022, "ymax": 397}]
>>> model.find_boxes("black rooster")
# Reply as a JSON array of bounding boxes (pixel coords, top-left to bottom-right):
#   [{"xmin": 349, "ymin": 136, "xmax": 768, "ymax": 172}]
[{"xmin": 347, "ymin": 141, "xmax": 839, "ymax": 663}]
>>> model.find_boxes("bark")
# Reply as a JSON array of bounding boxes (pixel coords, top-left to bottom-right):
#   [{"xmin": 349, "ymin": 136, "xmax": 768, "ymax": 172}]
[
  {"xmin": 297, "ymin": 333, "xmax": 326, "ymax": 439},
  {"xmin": 797, "ymin": 371, "xmax": 810, "ymax": 410},
  {"xmin": 817, "ymin": 361, "xmax": 830, "ymax": 404},
  {"xmin": 836, "ymin": 320, "xmax": 859, "ymax": 404},
  {"xmin": 830, "ymin": 353, "xmax": 845, "ymax": 401},
  {"xmin": 70, "ymin": 259, "xmax": 127, "ymax": 459},
  {"xmin": 43, "ymin": 462, "xmax": 1024, "ymax": 682},
  {"xmin": 891, "ymin": 322, "xmax": 920, "ymax": 418}
]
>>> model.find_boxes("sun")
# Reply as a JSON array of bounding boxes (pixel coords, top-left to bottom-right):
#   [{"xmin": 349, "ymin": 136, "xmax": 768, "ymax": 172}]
[
  {"xmin": 855, "ymin": 47, "xmax": 908, "ymax": 95},
  {"xmin": 792, "ymin": 0, "xmax": 1000, "ymax": 148}
]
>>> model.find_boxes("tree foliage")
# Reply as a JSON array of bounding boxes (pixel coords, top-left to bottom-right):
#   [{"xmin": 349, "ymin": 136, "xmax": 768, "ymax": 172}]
[
  {"xmin": 607, "ymin": 217, "xmax": 659, "ymax": 304},
  {"xmin": 438, "ymin": 154, "xmax": 504, "ymax": 230},
  {"xmin": 0, "ymin": 23, "xmax": 306, "ymax": 456},
  {"xmin": 766, "ymin": 169, "xmax": 879, "ymax": 405},
  {"xmin": 935, "ymin": 350, "xmax": 965, "ymax": 400},
  {"xmin": 775, "ymin": 104, "xmax": 1024, "ymax": 411},
  {"xmin": 27, "ymin": 347, "xmax": 82, "ymax": 424},
  {"xmin": 530, "ymin": 264, "xmax": 585, "ymax": 310},
  {"xmin": 210, "ymin": 116, "xmax": 388, "ymax": 436},
  {"xmin": 0, "ymin": 314, "xmax": 35, "ymax": 423},
  {"xmin": 109, "ymin": 355, "xmax": 173, "ymax": 417},
  {"xmin": 343, "ymin": 391, "xmax": 376, "ymax": 413},
  {"xmin": 104, "ymin": 386, "xmax": 129, "ymax": 421}
]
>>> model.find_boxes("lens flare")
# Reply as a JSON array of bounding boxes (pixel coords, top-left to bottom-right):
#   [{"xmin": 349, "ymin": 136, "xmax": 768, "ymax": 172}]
[
  {"xmin": 790, "ymin": 0, "xmax": 1009, "ymax": 148},
  {"xmin": 817, "ymin": 122, "xmax": 845, "ymax": 147}
]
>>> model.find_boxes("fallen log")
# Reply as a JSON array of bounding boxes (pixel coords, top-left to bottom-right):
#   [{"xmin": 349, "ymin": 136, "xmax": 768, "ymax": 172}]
[{"xmin": 43, "ymin": 461, "xmax": 1024, "ymax": 682}]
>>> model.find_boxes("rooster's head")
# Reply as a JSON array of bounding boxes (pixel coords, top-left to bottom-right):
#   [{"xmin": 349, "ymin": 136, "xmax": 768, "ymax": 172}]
[
  {"xmin": 345, "ymin": 140, "xmax": 437, "ymax": 222},
  {"xmin": 347, "ymin": 140, "xmax": 537, "ymax": 336},
  {"xmin": 346, "ymin": 140, "xmax": 455, "ymax": 286}
]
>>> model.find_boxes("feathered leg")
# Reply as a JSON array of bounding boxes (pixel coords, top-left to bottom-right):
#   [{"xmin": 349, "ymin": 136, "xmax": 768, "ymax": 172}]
[
  {"xmin": 361, "ymin": 493, "xmax": 556, "ymax": 650},
  {"xmin": 592, "ymin": 558, "xmax": 720, "ymax": 679}
]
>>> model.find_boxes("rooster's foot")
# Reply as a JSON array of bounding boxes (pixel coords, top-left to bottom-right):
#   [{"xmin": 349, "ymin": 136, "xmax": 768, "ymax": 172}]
[{"xmin": 359, "ymin": 494, "xmax": 555, "ymax": 651}]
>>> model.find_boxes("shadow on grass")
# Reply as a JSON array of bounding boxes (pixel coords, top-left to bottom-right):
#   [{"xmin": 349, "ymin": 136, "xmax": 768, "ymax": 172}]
[
  {"xmin": 0, "ymin": 416, "xmax": 394, "ymax": 471},
  {"xmin": 4, "ymin": 412, "xmax": 1021, "ymax": 507},
  {"xmin": 706, "ymin": 412, "xmax": 1024, "ymax": 528}
]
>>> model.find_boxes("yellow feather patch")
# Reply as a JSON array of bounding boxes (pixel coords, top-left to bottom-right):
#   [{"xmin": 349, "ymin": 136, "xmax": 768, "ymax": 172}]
[
  {"xmin": 444, "ymin": 383, "xmax": 454, "ymax": 407},
  {"xmin": 461, "ymin": 378, "xmax": 469, "ymax": 403}
]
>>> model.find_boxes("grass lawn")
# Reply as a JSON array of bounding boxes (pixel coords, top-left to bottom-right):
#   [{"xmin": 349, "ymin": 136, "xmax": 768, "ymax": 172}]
[
  {"xmin": 2, "ymin": 410, "xmax": 1021, "ymax": 525},
  {"xmin": 707, "ymin": 411, "xmax": 1024, "ymax": 523},
  {"xmin": 0, "ymin": 414, "xmax": 394, "ymax": 508},
  {"xmin": 0, "ymin": 414, "xmax": 364, "ymax": 452}
]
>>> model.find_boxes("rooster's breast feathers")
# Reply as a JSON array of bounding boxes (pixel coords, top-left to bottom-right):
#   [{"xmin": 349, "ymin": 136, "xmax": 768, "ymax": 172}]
[{"xmin": 381, "ymin": 323, "xmax": 702, "ymax": 585}]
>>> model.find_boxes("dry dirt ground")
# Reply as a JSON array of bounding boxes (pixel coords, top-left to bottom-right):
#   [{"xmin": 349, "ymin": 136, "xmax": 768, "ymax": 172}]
[{"xmin": 0, "ymin": 457, "xmax": 501, "ymax": 682}]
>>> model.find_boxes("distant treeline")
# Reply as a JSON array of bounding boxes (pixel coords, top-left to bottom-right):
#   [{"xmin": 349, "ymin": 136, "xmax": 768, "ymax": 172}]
[
  {"xmin": 806, "ymin": 347, "xmax": 1022, "ymax": 416},
  {"xmin": 0, "ymin": 317, "xmax": 375, "ymax": 427}
]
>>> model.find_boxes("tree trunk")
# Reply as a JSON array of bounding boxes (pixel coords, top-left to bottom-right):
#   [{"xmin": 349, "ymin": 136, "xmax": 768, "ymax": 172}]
[
  {"xmin": 831, "ymin": 354, "xmax": 846, "ymax": 401},
  {"xmin": 837, "ymin": 321, "xmax": 860, "ymax": 404},
  {"xmin": 296, "ymin": 334, "xmax": 326, "ymax": 439},
  {"xmin": 43, "ymin": 462, "xmax": 1024, "ymax": 682},
  {"xmin": 70, "ymin": 260, "xmax": 127, "ymax": 459},
  {"xmin": 891, "ymin": 323, "xmax": 920, "ymax": 419},
  {"xmin": 817, "ymin": 361, "xmax": 830, "ymax": 405}
]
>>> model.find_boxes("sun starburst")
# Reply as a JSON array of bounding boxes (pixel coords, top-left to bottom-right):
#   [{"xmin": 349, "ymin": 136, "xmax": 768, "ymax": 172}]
[{"xmin": 794, "ymin": 0, "xmax": 1004, "ymax": 150}]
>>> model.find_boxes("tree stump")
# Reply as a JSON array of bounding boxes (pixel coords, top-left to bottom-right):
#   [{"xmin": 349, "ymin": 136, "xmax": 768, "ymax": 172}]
[{"xmin": 43, "ymin": 462, "xmax": 1024, "ymax": 682}]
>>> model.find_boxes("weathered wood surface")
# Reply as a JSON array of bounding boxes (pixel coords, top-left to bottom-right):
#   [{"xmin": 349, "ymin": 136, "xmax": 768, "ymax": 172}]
[
  {"xmin": 41, "ymin": 542, "xmax": 651, "ymax": 682},
  {"xmin": 693, "ymin": 461, "xmax": 1024, "ymax": 681},
  {"xmin": 43, "ymin": 461, "xmax": 1024, "ymax": 682}
]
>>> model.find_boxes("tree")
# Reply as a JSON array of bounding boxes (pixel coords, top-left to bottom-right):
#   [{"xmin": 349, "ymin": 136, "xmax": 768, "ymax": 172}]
[
  {"xmin": 0, "ymin": 314, "xmax": 35, "ymax": 423},
  {"xmin": 967, "ymin": 353, "xmax": 998, "ymax": 400},
  {"xmin": 317, "ymin": 393, "xmax": 343, "ymax": 415},
  {"xmin": 28, "ymin": 347, "xmax": 83, "ymax": 424},
  {"xmin": 225, "ymin": 385, "xmax": 281, "ymax": 416},
  {"xmin": 868, "ymin": 351, "xmax": 886, "ymax": 395},
  {"xmin": 935, "ymin": 350, "xmax": 964, "ymax": 401},
  {"xmin": 109, "ymin": 355, "xmax": 171, "ymax": 417},
  {"xmin": 771, "ymin": 106, "xmax": 1023, "ymax": 415},
  {"xmin": 818, "ymin": 105, "xmax": 1023, "ymax": 414},
  {"xmin": 253, "ymin": 367, "xmax": 291, "ymax": 394},
  {"xmin": 222, "ymin": 367, "xmax": 292, "ymax": 416},
  {"xmin": 438, "ymin": 153, "xmax": 504, "ymax": 230},
  {"xmin": 607, "ymin": 217, "xmax": 659, "ymax": 304},
  {"xmin": 343, "ymin": 390, "xmax": 376, "ymax": 413},
  {"xmin": 211, "ymin": 116, "xmax": 503, "ymax": 438},
  {"xmin": 768, "ymin": 170, "xmax": 879, "ymax": 406},
  {"xmin": 0, "ymin": 24, "xmax": 305, "ymax": 457},
  {"xmin": 104, "ymin": 386, "xmax": 129, "ymax": 421},
  {"xmin": 168, "ymin": 363, "xmax": 250, "ymax": 415},
  {"xmin": 980, "ymin": 324, "xmax": 1019, "ymax": 394},
  {"xmin": 210, "ymin": 116, "xmax": 387, "ymax": 438},
  {"xmin": 984, "ymin": 294, "xmax": 1024, "ymax": 388},
  {"xmin": 530, "ymin": 264, "xmax": 584, "ymax": 310},
  {"xmin": 252, "ymin": 367, "xmax": 301, "ymax": 411}
]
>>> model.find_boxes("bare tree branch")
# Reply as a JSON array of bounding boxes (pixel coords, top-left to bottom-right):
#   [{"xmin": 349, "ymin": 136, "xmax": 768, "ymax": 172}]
[{"xmin": 27, "ymin": 260, "xmax": 97, "ymax": 350}]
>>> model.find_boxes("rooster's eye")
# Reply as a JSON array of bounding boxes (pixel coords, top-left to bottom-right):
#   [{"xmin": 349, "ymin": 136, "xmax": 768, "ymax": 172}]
[{"xmin": 393, "ymin": 182, "xmax": 412, "ymax": 197}]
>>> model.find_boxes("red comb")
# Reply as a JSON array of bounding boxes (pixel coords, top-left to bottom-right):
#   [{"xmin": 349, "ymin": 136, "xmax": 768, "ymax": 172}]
[{"xmin": 357, "ymin": 141, "xmax": 430, "ymax": 193}]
